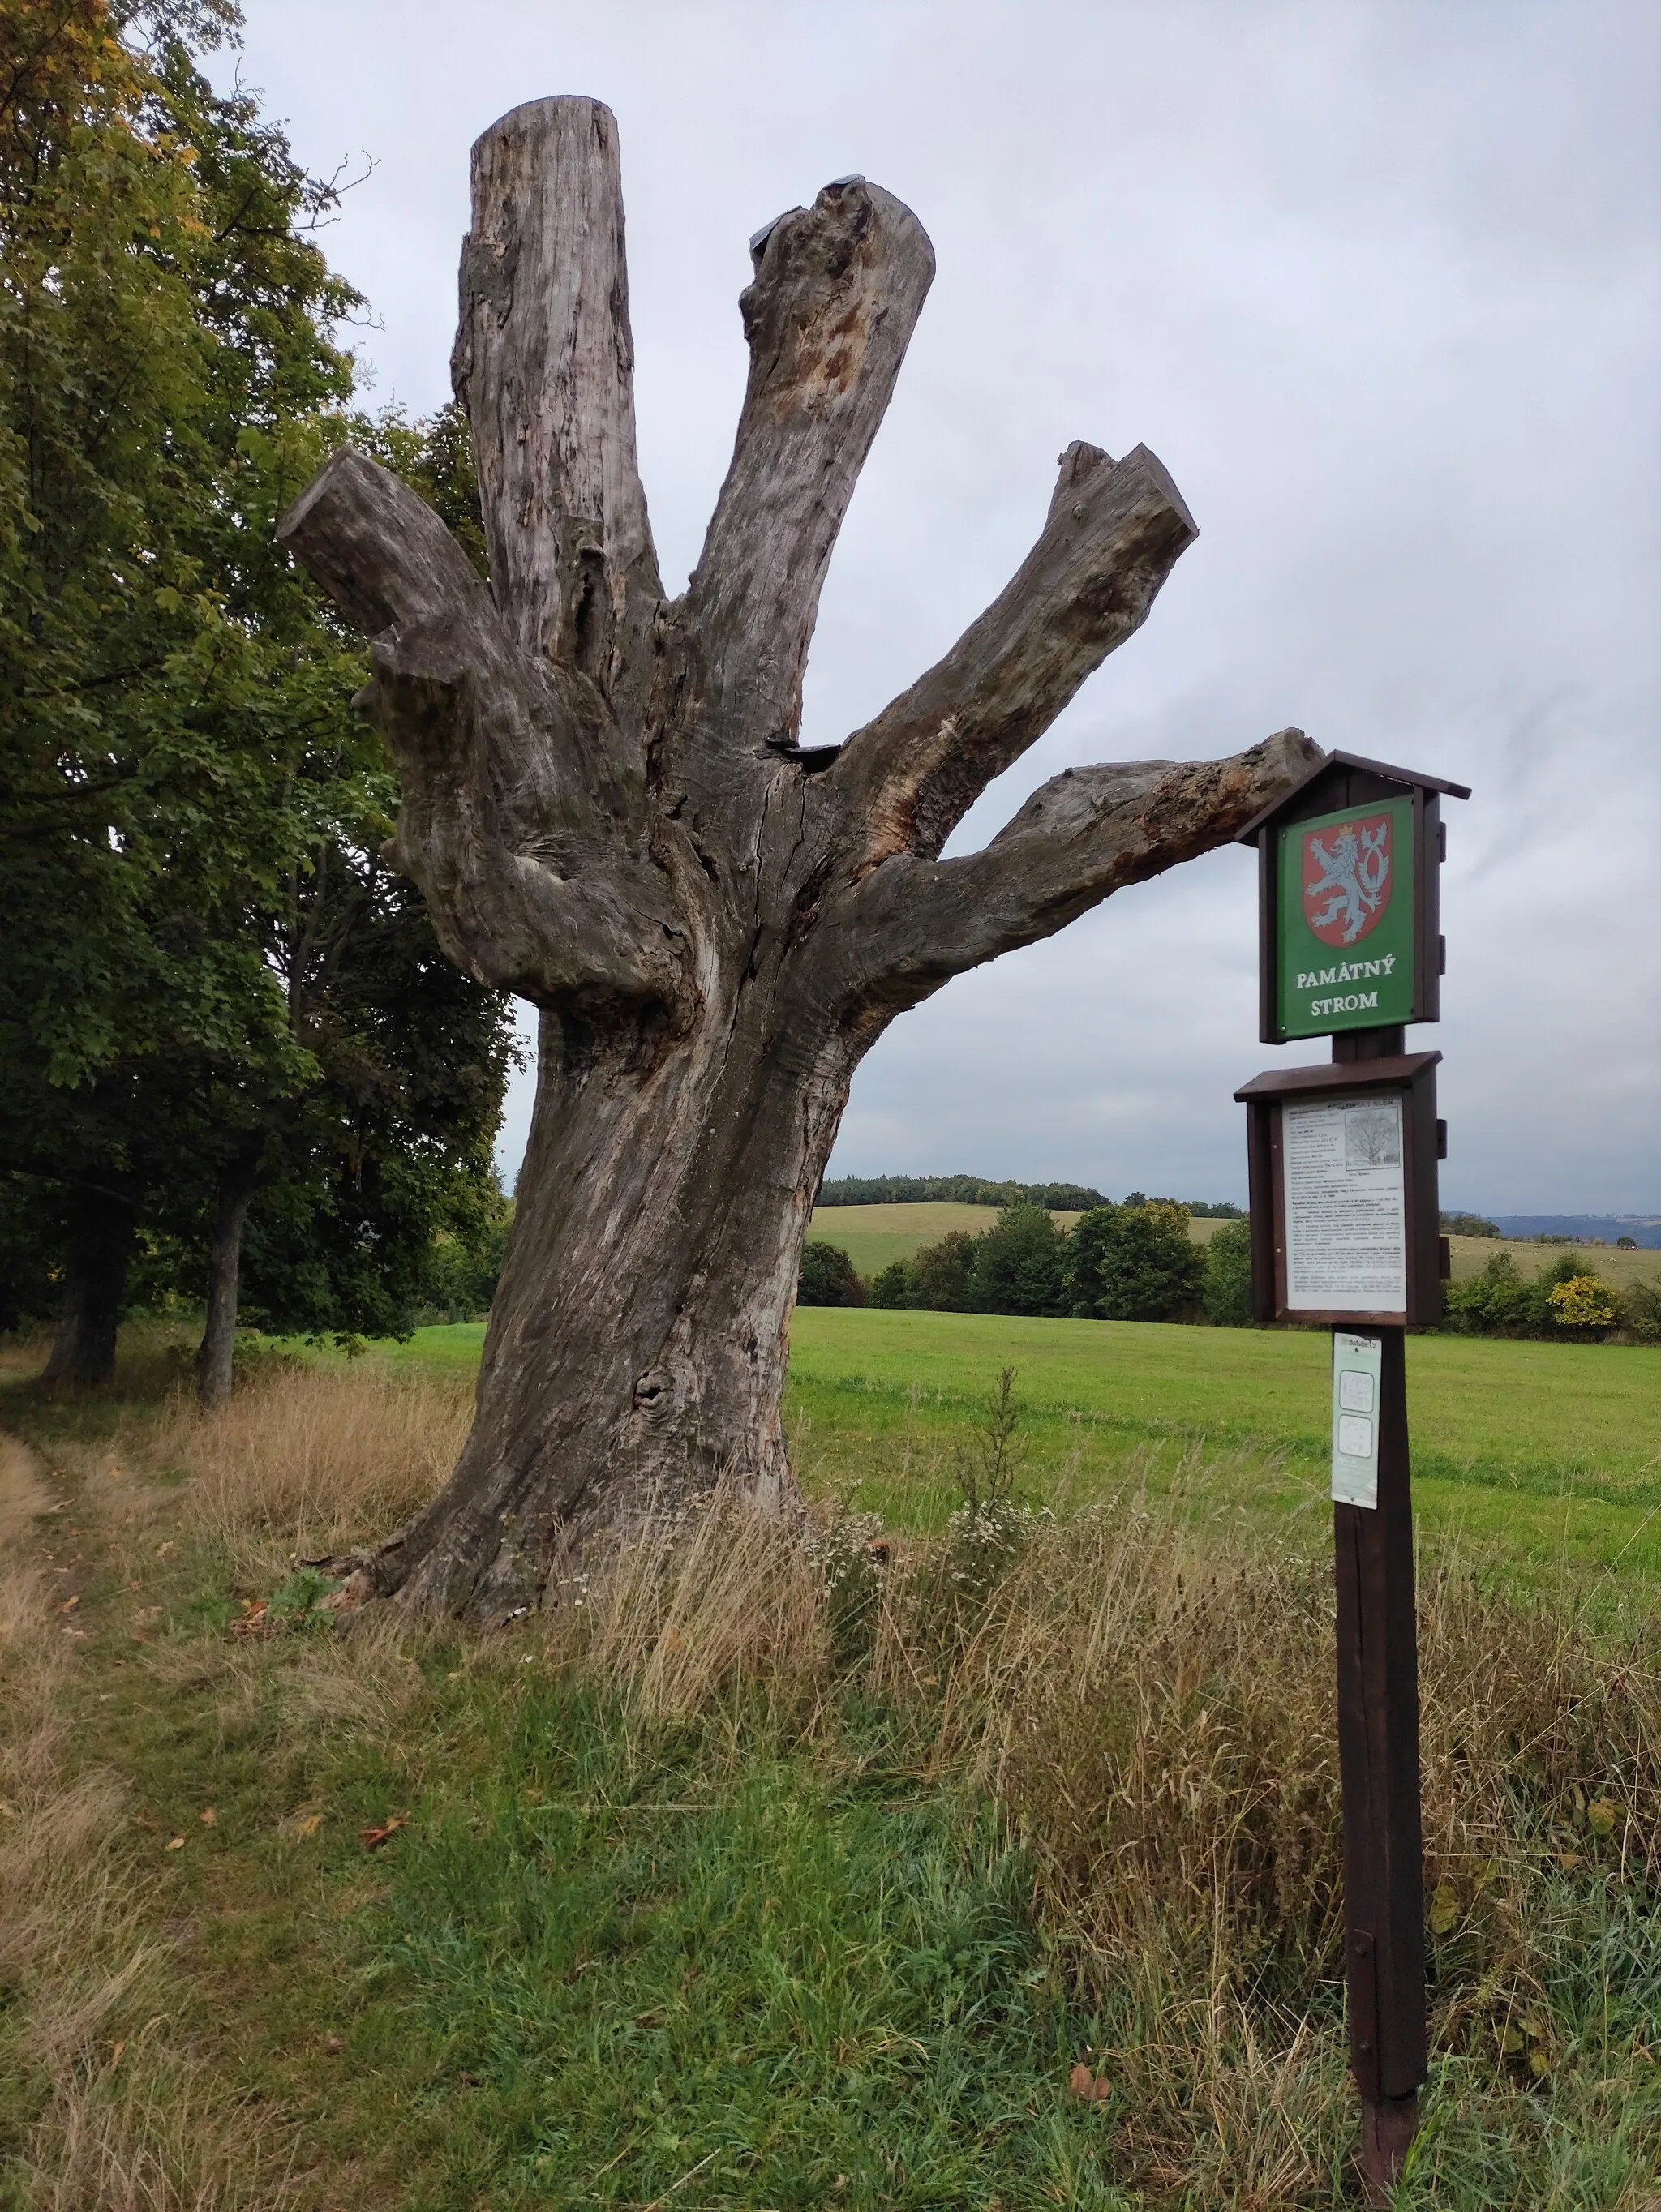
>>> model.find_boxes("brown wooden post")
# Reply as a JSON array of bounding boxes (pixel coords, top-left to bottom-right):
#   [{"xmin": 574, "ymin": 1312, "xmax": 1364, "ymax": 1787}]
[
  {"xmin": 1333, "ymin": 1320, "xmax": 1426, "ymax": 2201},
  {"xmin": 1330, "ymin": 1018, "xmax": 1427, "ymax": 2201}
]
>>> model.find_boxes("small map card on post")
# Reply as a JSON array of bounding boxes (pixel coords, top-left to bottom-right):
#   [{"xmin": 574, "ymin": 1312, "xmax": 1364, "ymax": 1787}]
[
  {"xmin": 1331, "ymin": 1331, "xmax": 1383, "ymax": 1507},
  {"xmin": 1282, "ymin": 1093, "xmax": 1406, "ymax": 1314}
]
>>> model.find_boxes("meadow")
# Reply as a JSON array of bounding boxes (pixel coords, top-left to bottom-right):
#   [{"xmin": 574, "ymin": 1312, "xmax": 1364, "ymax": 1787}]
[
  {"xmin": 398, "ymin": 1310, "xmax": 1661, "ymax": 1595},
  {"xmin": 2, "ymin": 1316, "xmax": 1658, "ymax": 2209}
]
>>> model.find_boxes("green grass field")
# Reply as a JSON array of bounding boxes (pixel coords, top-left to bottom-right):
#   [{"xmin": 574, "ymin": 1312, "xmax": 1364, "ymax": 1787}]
[{"xmin": 392, "ymin": 1312, "xmax": 1661, "ymax": 1596}]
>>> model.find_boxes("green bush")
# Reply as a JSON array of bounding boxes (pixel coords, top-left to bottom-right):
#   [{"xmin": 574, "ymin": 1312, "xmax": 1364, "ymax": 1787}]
[
  {"xmin": 911, "ymin": 1230, "xmax": 980, "ymax": 1311},
  {"xmin": 1444, "ymin": 1250, "xmax": 1644, "ymax": 1341},
  {"xmin": 966, "ymin": 1205, "xmax": 1067, "ymax": 1317},
  {"xmin": 797, "ymin": 1241, "xmax": 865, "ymax": 1307},
  {"xmin": 1067, "ymin": 1202, "xmax": 1204, "ymax": 1322},
  {"xmin": 1617, "ymin": 1278, "xmax": 1661, "ymax": 1345},
  {"xmin": 1202, "ymin": 1216, "xmax": 1256, "ymax": 1327},
  {"xmin": 865, "ymin": 1258, "xmax": 916, "ymax": 1309},
  {"xmin": 1444, "ymin": 1250, "xmax": 1538, "ymax": 1335}
]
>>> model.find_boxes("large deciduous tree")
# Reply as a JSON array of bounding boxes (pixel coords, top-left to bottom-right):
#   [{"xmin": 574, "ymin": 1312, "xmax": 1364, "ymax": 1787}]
[
  {"xmin": 281, "ymin": 96, "xmax": 1316, "ymax": 1622},
  {"xmin": 0, "ymin": 4, "xmax": 514, "ymax": 1394}
]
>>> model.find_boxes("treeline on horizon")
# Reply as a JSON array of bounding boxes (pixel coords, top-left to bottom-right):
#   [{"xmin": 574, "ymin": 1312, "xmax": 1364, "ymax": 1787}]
[
  {"xmin": 818, "ymin": 1174, "xmax": 1245, "ymax": 1217},
  {"xmin": 803, "ymin": 1202, "xmax": 1253, "ymax": 1327},
  {"xmin": 801, "ymin": 1202, "xmax": 1661, "ymax": 1344}
]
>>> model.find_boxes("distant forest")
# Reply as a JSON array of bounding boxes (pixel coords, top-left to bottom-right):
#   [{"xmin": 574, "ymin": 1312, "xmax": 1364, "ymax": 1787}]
[{"xmin": 817, "ymin": 1174, "xmax": 1245, "ymax": 1217}]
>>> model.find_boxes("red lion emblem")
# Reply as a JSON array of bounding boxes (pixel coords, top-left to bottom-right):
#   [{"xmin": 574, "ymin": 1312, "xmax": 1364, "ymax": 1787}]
[{"xmin": 1302, "ymin": 814, "xmax": 1392, "ymax": 946}]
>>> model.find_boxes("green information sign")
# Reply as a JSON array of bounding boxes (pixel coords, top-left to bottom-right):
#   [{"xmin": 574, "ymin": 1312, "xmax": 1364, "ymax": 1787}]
[{"xmin": 1274, "ymin": 796, "xmax": 1416, "ymax": 1040}]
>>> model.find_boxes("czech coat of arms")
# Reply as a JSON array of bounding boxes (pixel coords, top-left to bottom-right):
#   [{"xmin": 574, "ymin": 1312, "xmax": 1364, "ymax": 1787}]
[{"xmin": 1302, "ymin": 813, "xmax": 1392, "ymax": 946}]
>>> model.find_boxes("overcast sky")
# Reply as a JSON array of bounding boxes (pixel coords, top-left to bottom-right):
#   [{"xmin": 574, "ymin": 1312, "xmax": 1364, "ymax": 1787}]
[{"xmin": 227, "ymin": 0, "xmax": 1659, "ymax": 1213}]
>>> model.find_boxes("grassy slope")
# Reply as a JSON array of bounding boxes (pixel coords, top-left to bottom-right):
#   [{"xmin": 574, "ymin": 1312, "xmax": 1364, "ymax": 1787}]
[
  {"xmin": 1444, "ymin": 1236, "xmax": 1661, "ymax": 1288},
  {"xmin": 804, "ymin": 1203, "xmax": 1661, "ymax": 1291},
  {"xmin": 393, "ymin": 1314, "xmax": 1661, "ymax": 1594},
  {"xmin": 804, "ymin": 1203, "xmax": 1230, "ymax": 1278}
]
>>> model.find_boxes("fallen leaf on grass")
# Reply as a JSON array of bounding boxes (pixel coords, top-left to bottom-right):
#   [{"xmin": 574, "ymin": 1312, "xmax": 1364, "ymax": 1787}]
[
  {"xmin": 199, "ymin": 1807, "xmax": 217, "ymax": 1827},
  {"xmin": 109, "ymin": 2041, "xmax": 125, "ymax": 2068},
  {"xmin": 295, "ymin": 1813, "xmax": 324, "ymax": 1838},
  {"xmin": 324, "ymin": 2034, "xmax": 345, "ymax": 2056},
  {"xmin": 358, "ymin": 1817, "xmax": 406, "ymax": 1850},
  {"xmin": 1428, "ymin": 1881, "xmax": 1460, "ymax": 1935},
  {"xmin": 1068, "ymin": 2061, "xmax": 1111, "ymax": 2102},
  {"xmin": 166, "ymin": 1837, "xmax": 185, "ymax": 1850}
]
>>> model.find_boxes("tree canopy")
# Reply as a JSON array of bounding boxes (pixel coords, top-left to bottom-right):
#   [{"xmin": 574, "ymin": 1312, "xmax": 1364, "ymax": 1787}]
[{"xmin": 0, "ymin": 2, "xmax": 515, "ymax": 1384}]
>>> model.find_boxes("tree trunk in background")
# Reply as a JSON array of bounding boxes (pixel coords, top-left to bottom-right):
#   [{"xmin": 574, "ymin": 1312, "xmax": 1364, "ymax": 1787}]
[
  {"xmin": 279, "ymin": 96, "xmax": 1317, "ymax": 1622},
  {"xmin": 42, "ymin": 1190, "xmax": 136, "ymax": 1388},
  {"xmin": 195, "ymin": 1156, "xmax": 259, "ymax": 1412}
]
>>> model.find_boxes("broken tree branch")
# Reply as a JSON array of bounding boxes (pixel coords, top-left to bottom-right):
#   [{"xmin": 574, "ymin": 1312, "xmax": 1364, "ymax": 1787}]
[
  {"xmin": 453, "ymin": 96, "xmax": 662, "ymax": 709},
  {"xmin": 832, "ymin": 440, "xmax": 1198, "ymax": 866},
  {"xmin": 278, "ymin": 448, "xmax": 685, "ymax": 1013},
  {"xmin": 832, "ymin": 728, "xmax": 1321, "ymax": 1004},
  {"xmin": 685, "ymin": 178, "xmax": 934, "ymax": 751}
]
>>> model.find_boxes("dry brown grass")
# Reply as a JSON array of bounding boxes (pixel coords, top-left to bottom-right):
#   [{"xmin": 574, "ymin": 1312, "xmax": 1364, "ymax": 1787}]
[
  {"xmin": 116, "ymin": 1358, "xmax": 472, "ymax": 1581},
  {"xmin": 930, "ymin": 1498, "xmax": 1660, "ymax": 1990},
  {"xmin": 548, "ymin": 1485, "xmax": 831, "ymax": 1726},
  {"xmin": 0, "ymin": 1435, "xmax": 255, "ymax": 2212},
  {"xmin": 6, "ymin": 1355, "xmax": 1659, "ymax": 2206}
]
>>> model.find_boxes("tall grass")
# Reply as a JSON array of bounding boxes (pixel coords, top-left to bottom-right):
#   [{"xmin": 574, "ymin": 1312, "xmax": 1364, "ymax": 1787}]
[
  {"xmin": 6, "ymin": 1352, "xmax": 1659, "ymax": 2206},
  {"xmin": 135, "ymin": 1358, "xmax": 473, "ymax": 1580}
]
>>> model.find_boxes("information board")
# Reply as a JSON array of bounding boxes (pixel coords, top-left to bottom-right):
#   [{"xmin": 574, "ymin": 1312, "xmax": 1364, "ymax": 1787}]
[
  {"xmin": 1332, "ymin": 1331, "xmax": 1383, "ymax": 1507},
  {"xmin": 1282, "ymin": 1092, "xmax": 1407, "ymax": 1314},
  {"xmin": 1274, "ymin": 796, "xmax": 1416, "ymax": 1040}
]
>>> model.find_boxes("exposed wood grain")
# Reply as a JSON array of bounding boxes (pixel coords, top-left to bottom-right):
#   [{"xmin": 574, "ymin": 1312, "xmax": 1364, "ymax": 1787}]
[
  {"xmin": 685, "ymin": 178, "xmax": 934, "ymax": 749},
  {"xmin": 278, "ymin": 448, "xmax": 684, "ymax": 1011},
  {"xmin": 835, "ymin": 731, "xmax": 1320, "ymax": 1005},
  {"xmin": 453, "ymin": 97, "xmax": 661, "ymax": 705},
  {"xmin": 833, "ymin": 441, "xmax": 1199, "ymax": 864}
]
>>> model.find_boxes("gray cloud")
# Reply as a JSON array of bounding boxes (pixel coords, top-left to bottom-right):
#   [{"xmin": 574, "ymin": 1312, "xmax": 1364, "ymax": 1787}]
[{"xmin": 232, "ymin": 0, "xmax": 1659, "ymax": 1211}]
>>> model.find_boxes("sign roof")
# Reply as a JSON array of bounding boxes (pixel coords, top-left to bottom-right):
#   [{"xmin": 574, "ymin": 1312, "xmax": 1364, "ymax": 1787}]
[{"xmin": 1234, "ymin": 749, "xmax": 1471, "ymax": 847}]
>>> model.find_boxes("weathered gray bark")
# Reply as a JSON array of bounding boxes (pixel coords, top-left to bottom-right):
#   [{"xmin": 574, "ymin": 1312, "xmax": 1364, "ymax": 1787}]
[
  {"xmin": 42, "ymin": 1190, "xmax": 135, "ymax": 1389},
  {"xmin": 195, "ymin": 1155, "xmax": 259, "ymax": 1411},
  {"xmin": 278, "ymin": 96, "xmax": 1318, "ymax": 1622}
]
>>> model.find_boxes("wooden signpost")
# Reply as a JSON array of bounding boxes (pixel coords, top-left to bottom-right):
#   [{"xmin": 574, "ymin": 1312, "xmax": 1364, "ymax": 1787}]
[{"xmin": 1234, "ymin": 750, "xmax": 1470, "ymax": 2202}]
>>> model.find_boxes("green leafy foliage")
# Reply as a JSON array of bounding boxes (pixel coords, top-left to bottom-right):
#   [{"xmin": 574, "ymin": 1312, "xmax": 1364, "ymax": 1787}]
[
  {"xmin": 1203, "ymin": 1215, "xmax": 1257, "ymax": 1327},
  {"xmin": 1441, "ymin": 1251, "xmax": 1657, "ymax": 1344},
  {"xmin": 796, "ymin": 1241, "xmax": 865, "ymax": 1308},
  {"xmin": 1067, "ymin": 1201, "xmax": 1204, "ymax": 1322},
  {"xmin": 818, "ymin": 1172, "xmax": 1242, "ymax": 1215},
  {"xmin": 818, "ymin": 1172, "xmax": 1112, "ymax": 1208},
  {"xmin": 966, "ymin": 1204, "xmax": 1067, "ymax": 1318},
  {"xmin": 0, "ymin": 4, "xmax": 515, "ymax": 1355}
]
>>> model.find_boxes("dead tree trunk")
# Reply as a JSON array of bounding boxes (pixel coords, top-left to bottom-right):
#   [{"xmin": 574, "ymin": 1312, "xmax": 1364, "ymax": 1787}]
[{"xmin": 279, "ymin": 96, "xmax": 1317, "ymax": 1622}]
